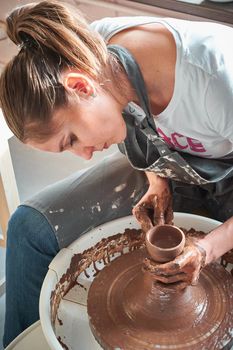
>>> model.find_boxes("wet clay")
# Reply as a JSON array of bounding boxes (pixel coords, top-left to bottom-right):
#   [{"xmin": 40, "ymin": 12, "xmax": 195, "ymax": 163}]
[
  {"xmin": 150, "ymin": 227, "xmax": 182, "ymax": 248},
  {"xmin": 87, "ymin": 248, "xmax": 233, "ymax": 350},
  {"xmin": 51, "ymin": 228, "xmax": 144, "ymax": 325},
  {"xmin": 146, "ymin": 225, "xmax": 185, "ymax": 262}
]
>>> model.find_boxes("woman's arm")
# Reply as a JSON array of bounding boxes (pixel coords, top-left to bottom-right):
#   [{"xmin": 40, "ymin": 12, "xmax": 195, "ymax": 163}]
[
  {"xmin": 145, "ymin": 171, "xmax": 164, "ymax": 185},
  {"xmin": 198, "ymin": 217, "xmax": 233, "ymax": 264},
  {"xmin": 144, "ymin": 171, "xmax": 168, "ymax": 194}
]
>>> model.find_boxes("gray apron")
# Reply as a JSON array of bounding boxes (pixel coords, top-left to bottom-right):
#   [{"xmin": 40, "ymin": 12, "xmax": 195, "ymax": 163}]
[
  {"xmin": 24, "ymin": 152, "xmax": 148, "ymax": 248},
  {"xmin": 108, "ymin": 45, "xmax": 233, "ymax": 186}
]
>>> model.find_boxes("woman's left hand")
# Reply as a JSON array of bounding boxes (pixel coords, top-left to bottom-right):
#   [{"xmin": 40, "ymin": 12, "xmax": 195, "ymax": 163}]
[
  {"xmin": 143, "ymin": 238, "xmax": 207, "ymax": 289},
  {"xmin": 133, "ymin": 174, "xmax": 173, "ymax": 232}
]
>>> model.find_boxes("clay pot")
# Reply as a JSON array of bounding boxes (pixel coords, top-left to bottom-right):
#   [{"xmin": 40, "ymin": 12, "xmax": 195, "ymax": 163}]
[{"xmin": 145, "ymin": 224, "xmax": 185, "ymax": 262}]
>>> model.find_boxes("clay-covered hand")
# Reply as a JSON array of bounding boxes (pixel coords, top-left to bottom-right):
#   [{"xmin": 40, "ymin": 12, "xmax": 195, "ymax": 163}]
[
  {"xmin": 133, "ymin": 175, "xmax": 173, "ymax": 232},
  {"xmin": 143, "ymin": 238, "xmax": 207, "ymax": 288}
]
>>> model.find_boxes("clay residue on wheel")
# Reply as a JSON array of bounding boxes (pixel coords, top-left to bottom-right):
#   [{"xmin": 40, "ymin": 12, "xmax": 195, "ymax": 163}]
[{"xmin": 51, "ymin": 227, "xmax": 207, "ymax": 325}]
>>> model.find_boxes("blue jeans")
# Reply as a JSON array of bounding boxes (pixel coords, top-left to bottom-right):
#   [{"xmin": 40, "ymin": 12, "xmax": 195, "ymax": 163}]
[{"xmin": 3, "ymin": 206, "xmax": 59, "ymax": 348}]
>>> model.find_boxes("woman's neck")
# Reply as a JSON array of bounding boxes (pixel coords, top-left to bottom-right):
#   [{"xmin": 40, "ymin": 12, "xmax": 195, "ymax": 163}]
[
  {"xmin": 107, "ymin": 22, "xmax": 177, "ymax": 116},
  {"xmin": 101, "ymin": 54, "xmax": 140, "ymax": 109}
]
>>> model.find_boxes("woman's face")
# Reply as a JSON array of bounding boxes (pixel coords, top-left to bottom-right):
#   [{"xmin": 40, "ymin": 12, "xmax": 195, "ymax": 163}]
[{"xmin": 28, "ymin": 88, "xmax": 127, "ymax": 160}]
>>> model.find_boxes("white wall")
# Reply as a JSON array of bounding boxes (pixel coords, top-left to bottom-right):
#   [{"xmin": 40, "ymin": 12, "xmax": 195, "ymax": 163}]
[{"xmin": 9, "ymin": 137, "xmax": 117, "ymax": 202}]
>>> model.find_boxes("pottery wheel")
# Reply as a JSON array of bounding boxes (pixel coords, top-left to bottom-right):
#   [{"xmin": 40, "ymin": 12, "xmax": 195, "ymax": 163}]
[{"xmin": 87, "ymin": 248, "xmax": 233, "ymax": 350}]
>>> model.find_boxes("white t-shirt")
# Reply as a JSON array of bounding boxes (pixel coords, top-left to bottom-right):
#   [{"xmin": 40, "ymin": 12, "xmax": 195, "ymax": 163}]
[{"xmin": 91, "ymin": 17, "xmax": 233, "ymax": 159}]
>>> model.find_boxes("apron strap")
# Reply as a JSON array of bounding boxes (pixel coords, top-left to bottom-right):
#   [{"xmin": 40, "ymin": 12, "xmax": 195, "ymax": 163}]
[
  {"xmin": 108, "ymin": 44, "xmax": 171, "ymax": 157},
  {"xmin": 108, "ymin": 45, "xmax": 154, "ymax": 130}
]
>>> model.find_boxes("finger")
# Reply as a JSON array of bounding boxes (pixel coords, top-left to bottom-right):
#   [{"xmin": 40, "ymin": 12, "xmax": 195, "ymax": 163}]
[
  {"xmin": 191, "ymin": 269, "xmax": 201, "ymax": 286},
  {"xmin": 159, "ymin": 188, "xmax": 170, "ymax": 211},
  {"xmin": 152, "ymin": 261, "xmax": 181, "ymax": 275},
  {"xmin": 132, "ymin": 204, "xmax": 145, "ymax": 217},
  {"xmin": 168, "ymin": 248, "xmax": 195, "ymax": 270},
  {"xmin": 134, "ymin": 202, "xmax": 155, "ymax": 220},
  {"xmin": 137, "ymin": 219, "xmax": 153, "ymax": 234},
  {"xmin": 156, "ymin": 213, "xmax": 165, "ymax": 226},
  {"xmin": 141, "ymin": 220, "xmax": 154, "ymax": 233},
  {"xmin": 134, "ymin": 215, "xmax": 153, "ymax": 233},
  {"xmin": 132, "ymin": 206, "xmax": 137, "ymax": 216},
  {"xmin": 151, "ymin": 195, "xmax": 158, "ymax": 209},
  {"xmin": 165, "ymin": 197, "xmax": 174, "ymax": 225},
  {"xmin": 133, "ymin": 206, "xmax": 151, "ymax": 223},
  {"xmin": 152, "ymin": 253, "xmax": 196, "ymax": 275},
  {"xmin": 152, "ymin": 196, "xmax": 163, "ymax": 226}
]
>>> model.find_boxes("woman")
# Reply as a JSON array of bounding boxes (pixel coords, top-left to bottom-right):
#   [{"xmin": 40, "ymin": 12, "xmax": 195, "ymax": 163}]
[{"xmin": 1, "ymin": 0, "xmax": 233, "ymax": 346}]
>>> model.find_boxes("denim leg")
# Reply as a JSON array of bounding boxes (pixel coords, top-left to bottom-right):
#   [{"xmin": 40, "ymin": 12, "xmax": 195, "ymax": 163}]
[{"xmin": 3, "ymin": 206, "xmax": 59, "ymax": 348}]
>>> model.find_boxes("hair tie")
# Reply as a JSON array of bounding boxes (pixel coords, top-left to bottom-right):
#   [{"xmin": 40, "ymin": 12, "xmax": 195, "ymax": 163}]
[{"xmin": 18, "ymin": 33, "xmax": 37, "ymax": 50}]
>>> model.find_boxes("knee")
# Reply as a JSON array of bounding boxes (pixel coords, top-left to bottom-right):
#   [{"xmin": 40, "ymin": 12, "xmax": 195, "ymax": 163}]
[{"xmin": 7, "ymin": 205, "xmax": 59, "ymax": 254}]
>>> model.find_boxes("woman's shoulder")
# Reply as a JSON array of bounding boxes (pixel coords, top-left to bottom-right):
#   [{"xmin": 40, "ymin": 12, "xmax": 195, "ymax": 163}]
[
  {"xmin": 90, "ymin": 16, "xmax": 166, "ymax": 42},
  {"xmin": 173, "ymin": 20, "xmax": 233, "ymax": 75}
]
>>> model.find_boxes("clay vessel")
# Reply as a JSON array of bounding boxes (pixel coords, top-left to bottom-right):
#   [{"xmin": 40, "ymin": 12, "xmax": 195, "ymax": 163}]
[{"xmin": 145, "ymin": 224, "xmax": 185, "ymax": 262}]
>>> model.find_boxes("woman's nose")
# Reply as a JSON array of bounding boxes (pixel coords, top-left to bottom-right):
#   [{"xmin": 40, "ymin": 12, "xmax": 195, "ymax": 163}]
[{"xmin": 70, "ymin": 146, "xmax": 94, "ymax": 160}]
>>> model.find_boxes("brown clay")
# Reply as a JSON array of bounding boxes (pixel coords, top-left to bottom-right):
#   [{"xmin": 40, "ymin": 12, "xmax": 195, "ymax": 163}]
[
  {"xmin": 50, "ymin": 226, "xmax": 233, "ymax": 350},
  {"xmin": 87, "ymin": 248, "xmax": 233, "ymax": 350},
  {"xmin": 145, "ymin": 224, "xmax": 185, "ymax": 262}
]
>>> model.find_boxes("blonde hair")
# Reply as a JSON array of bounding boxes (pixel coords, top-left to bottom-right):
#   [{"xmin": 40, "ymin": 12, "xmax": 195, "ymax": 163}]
[{"xmin": 0, "ymin": 1, "xmax": 108, "ymax": 142}]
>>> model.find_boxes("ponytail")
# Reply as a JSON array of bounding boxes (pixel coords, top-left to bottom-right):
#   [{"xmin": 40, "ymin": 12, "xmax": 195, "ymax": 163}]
[{"xmin": 0, "ymin": 1, "xmax": 108, "ymax": 141}]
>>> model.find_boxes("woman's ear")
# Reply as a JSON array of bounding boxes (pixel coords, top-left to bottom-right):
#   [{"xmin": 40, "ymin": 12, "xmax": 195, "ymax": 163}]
[{"xmin": 63, "ymin": 72, "xmax": 96, "ymax": 98}]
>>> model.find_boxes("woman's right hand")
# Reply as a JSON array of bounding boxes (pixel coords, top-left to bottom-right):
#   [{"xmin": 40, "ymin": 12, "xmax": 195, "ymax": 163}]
[
  {"xmin": 133, "ymin": 174, "xmax": 173, "ymax": 232},
  {"xmin": 143, "ymin": 237, "xmax": 207, "ymax": 289}
]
